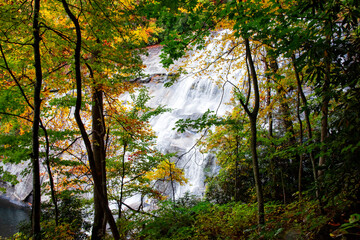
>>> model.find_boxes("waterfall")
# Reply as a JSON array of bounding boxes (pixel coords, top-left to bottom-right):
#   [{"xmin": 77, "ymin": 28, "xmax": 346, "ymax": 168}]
[
  {"xmin": 1, "ymin": 31, "xmax": 242, "ymax": 205},
  {"xmin": 138, "ymin": 33, "xmax": 239, "ymax": 199}
]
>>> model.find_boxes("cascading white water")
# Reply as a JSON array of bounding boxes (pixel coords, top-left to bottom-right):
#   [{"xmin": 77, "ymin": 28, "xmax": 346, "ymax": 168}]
[
  {"xmin": 1, "ymin": 31, "xmax": 244, "ymax": 205},
  {"xmin": 137, "ymin": 31, "xmax": 242, "ymax": 199}
]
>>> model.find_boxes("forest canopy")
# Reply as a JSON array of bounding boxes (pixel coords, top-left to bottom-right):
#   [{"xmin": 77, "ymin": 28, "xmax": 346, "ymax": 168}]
[{"xmin": 0, "ymin": 0, "xmax": 359, "ymax": 239}]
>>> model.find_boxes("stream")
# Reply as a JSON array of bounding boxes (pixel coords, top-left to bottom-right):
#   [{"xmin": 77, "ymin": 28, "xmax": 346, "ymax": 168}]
[{"xmin": 0, "ymin": 196, "xmax": 30, "ymax": 238}]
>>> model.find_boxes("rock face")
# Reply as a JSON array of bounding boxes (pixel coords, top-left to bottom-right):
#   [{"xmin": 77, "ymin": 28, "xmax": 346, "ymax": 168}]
[{"xmin": 0, "ymin": 161, "xmax": 32, "ymax": 203}]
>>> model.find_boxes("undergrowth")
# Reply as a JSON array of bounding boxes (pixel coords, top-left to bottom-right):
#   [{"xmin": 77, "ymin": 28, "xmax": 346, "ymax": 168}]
[{"xmin": 132, "ymin": 194, "xmax": 360, "ymax": 240}]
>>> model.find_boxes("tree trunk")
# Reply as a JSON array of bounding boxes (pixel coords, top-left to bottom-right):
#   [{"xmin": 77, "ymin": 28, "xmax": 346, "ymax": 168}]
[
  {"xmin": 91, "ymin": 87, "xmax": 107, "ymax": 239},
  {"xmin": 240, "ymin": 38, "xmax": 264, "ymax": 226},
  {"xmin": 266, "ymin": 79, "xmax": 273, "ymax": 138},
  {"xmin": 263, "ymin": 56, "xmax": 276, "ymax": 200},
  {"xmin": 61, "ymin": 1, "xmax": 120, "ymax": 239},
  {"xmin": 234, "ymin": 135, "xmax": 240, "ymax": 202},
  {"xmin": 119, "ymin": 143, "xmax": 127, "ymax": 219},
  {"xmin": 292, "ymin": 54, "xmax": 320, "ymax": 200},
  {"xmin": 318, "ymin": 51, "xmax": 330, "ymax": 177},
  {"xmin": 296, "ymin": 80, "xmax": 304, "ymax": 199},
  {"xmin": 32, "ymin": 0, "xmax": 42, "ymax": 238},
  {"xmin": 249, "ymin": 114, "xmax": 265, "ymax": 225},
  {"xmin": 41, "ymin": 124, "xmax": 59, "ymax": 225}
]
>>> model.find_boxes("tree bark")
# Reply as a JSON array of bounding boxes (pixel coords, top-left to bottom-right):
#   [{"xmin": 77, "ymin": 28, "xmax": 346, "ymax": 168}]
[
  {"xmin": 296, "ymin": 77, "xmax": 304, "ymax": 199},
  {"xmin": 32, "ymin": 0, "xmax": 42, "ymax": 238},
  {"xmin": 119, "ymin": 143, "xmax": 127, "ymax": 219},
  {"xmin": 318, "ymin": 46, "xmax": 330, "ymax": 177},
  {"xmin": 61, "ymin": 1, "xmax": 120, "ymax": 239},
  {"xmin": 41, "ymin": 124, "xmax": 59, "ymax": 225},
  {"xmin": 266, "ymin": 79, "xmax": 273, "ymax": 138},
  {"xmin": 263, "ymin": 56, "xmax": 276, "ymax": 200},
  {"xmin": 234, "ymin": 135, "xmax": 240, "ymax": 202},
  {"xmin": 249, "ymin": 114, "xmax": 265, "ymax": 225},
  {"xmin": 292, "ymin": 54, "xmax": 320, "ymax": 200},
  {"xmin": 91, "ymin": 83, "xmax": 107, "ymax": 239},
  {"xmin": 238, "ymin": 38, "xmax": 264, "ymax": 226}
]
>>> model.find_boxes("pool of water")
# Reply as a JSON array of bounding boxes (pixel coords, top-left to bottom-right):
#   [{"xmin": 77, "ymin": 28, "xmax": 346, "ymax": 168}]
[{"xmin": 0, "ymin": 196, "xmax": 30, "ymax": 238}]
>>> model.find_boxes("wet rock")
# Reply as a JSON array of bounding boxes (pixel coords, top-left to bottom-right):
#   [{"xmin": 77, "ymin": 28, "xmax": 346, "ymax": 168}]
[
  {"xmin": 284, "ymin": 229, "xmax": 302, "ymax": 240},
  {"xmin": 0, "ymin": 162, "xmax": 32, "ymax": 202}
]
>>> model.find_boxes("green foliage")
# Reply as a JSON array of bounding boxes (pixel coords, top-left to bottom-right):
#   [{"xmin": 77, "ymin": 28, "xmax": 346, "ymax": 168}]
[
  {"xmin": 130, "ymin": 87, "xmax": 171, "ymax": 122},
  {"xmin": 0, "ymin": 167, "xmax": 18, "ymax": 186},
  {"xmin": 175, "ymin": 109, "xmax": 223, "ymax": 133},
  {"xmin": 320, "ymin": 86, "xmax": 360, "ymax": 203},
  {"xmin": 144, "ymin": 0, "xmax": 218, "ymax": 67},
  {"xmin": 1, "ymin": 0, "xmax": 359, "ymax": 239},
  {"xmin": 162, "ymin": 72, "xmax": 182, "ymax": 87},
  {"xmin": 330, "ymin": 213, "xmax": 360, "ymax": 238},
  {"xmin": 205, "ymin": 164, "xmax": 253, "ymax": 204},
  {"xmin": 136, "ymin": 195, "xmax": 353, "ymax": 239},
  {"xmin": 138, "ymin": 198, "xmax": 201, "ymax": 239},
  {"xmin": 137, "ymin": 197, "xmax": 257, "ymax": 240},
  {"xmin": 16, "ymin": 194, "xmax": 90, "ymax": 240},
  {"xmin": 107, "ymin": 85, "xmax": 179, "ymax": 228},
  {"xmin": 0, "ymin": 133, "xmax": 31, "ymax": 164},
  {"xmin": 0, "ymin": 88, "xmax": 29, "ymax": 119},
  {"xmin": 0, "ymin": 130, "xmax": 31, "ymax": 187},
  {"xmin": 48, "ymin": 95, "xmax": 78, "ymax": 108},
  {"xmin": 137, "ymin": 194, "xmax": 210, "ymax": 239}
]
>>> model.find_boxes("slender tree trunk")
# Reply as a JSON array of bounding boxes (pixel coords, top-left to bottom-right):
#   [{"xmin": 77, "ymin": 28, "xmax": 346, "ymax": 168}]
[
  {"xmin": 296, "ymin": 81, "xmax": 303, "ymax": 199},
  {"xmin": 318, "ymin": 47, "xmax": 330, "ymax": 177},
  {"xmin": 169, "ymin": 161, "xmax": 176, "ymax": 202},
  {"xmin": 264, "ymin": 57, "xmax": 276, "ymax": 200},
  {"xmin": 61, "ymin": 1, "xmax": 120, "ymax": 239},
  {"xmin": 249, "ymin": 115, "xmax": 265, "ymax": 225},
  {"xmin": 266, "ymin": 80, "xmax": 273, "ymax": 138},
  {"xmin": 119, "ymin": 143, "xmax": 127, "ymax": 219},
  {"xmin": 280, "ymin": 169, "xmax": 286, "ymax": 204},
  {"xmin": 318, "ymin": 88, "xmax": 329, "ymax": 176},
  {"xmin": 243, "ymin": 38, "xmax": 264, "ymax": 226},
  {"xmin": 91, "ymin": 87, "xmax": 107, "ymax": 239},
  {"xmin": 234, "ymin": 135, "xmax": 240, "ymax": 202},
  {"xmin": 32, "ymin": 0, "xmax": 42, "ymax": 238},
  {"xmin": 101, "ymin": 148, "xmax": 108, "ymax": 235},
  {"xmin": 292, "ymin": 54, "xmax": 320, "ymax": 200},
  {"xmin": 293, "ymin": 55, "xmax": 304, "ymax": 199},
  {"xmin": 41, "ymin": 124, "xmax": 59, "ymax": 225}
]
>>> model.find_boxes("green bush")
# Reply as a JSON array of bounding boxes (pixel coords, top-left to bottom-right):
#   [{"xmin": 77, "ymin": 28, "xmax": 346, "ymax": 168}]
[{"xmin": 15, "ymin": 194, "xmax": 90, "ymax": 240}]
